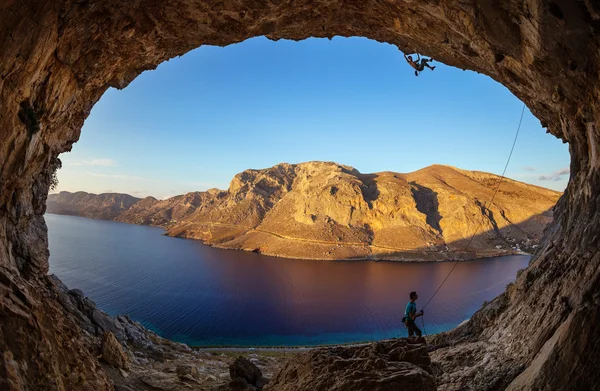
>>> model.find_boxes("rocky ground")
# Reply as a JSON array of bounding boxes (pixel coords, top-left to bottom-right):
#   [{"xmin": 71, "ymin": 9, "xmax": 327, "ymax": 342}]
[{"xmin": 265, "ymin": 338, "xmax": 436, "ymax": 391}]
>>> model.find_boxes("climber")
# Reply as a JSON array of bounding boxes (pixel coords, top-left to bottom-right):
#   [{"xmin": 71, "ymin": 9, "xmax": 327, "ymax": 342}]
[
  {"xmin": 402, "ymin": 291, "xmax": 424, "ymax": 337},
  {"xmin": 404, "ymin": 53, "xmax": 435, "ymax": 76}
]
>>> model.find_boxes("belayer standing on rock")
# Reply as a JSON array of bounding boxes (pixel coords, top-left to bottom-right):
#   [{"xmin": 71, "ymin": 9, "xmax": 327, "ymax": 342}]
[
  {"xmin": 402, "ymin": 291, "xmax": 424, "ymax": 337},
  {"xmin": 404, "ymin": 53, "xmax": 435, "ymax": 76}
]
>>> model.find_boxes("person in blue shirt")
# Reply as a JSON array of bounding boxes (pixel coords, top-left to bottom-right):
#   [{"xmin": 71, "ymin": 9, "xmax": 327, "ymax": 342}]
[{"xmin": 403, "ymin": 291, "xmax": 424, "ymax": 337}]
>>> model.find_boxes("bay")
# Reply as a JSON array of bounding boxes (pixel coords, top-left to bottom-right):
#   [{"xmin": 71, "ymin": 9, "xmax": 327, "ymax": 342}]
[{"xmin": 47, "ymin": 213, "xmax": 529, "ymax": 347}]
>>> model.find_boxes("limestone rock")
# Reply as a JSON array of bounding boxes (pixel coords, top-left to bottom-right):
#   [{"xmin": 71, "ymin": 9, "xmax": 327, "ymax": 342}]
[
  {"xmin": 0, "ymin": 273, "xmax": 112, "ymax": 390},
  {"xmin": 102, "ymin": 331, "xmax": 129, "ymax": 369},
  {"xmin": 1, "ymin": 0, "xmax": 600, "ymax": 390},
  {"xmin": 176, "ymin": 364, "xmax": 199, "ymax": 381},
  {"xmin": 265, "ymin": 338, "xmax": 435, "ymax": 391}
]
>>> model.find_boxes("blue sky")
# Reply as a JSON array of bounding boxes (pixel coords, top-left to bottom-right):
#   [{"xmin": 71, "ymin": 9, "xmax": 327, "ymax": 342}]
[{"xmin": 55, "ymin": 36, "xmax": 570, "ymax": 199}]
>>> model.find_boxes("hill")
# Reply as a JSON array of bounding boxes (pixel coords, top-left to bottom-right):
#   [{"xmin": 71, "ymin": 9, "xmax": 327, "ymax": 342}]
[
  {"xmin": 48, "ymin": 162, "xmax": 561, "ymax": 261},
  {"xmin": 47, "ymin": 191, "xmax": 141, "ymax": 220}
]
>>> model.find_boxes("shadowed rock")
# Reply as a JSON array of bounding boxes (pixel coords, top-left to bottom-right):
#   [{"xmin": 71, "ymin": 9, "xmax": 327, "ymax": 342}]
[
  {"xmin": 229, "ymin": 356, "xmax": 269, "ymax": 390},
  {"xmin": 265, "ymin": 338, "xmax": 435, "ymax": 391},
  {"xmin": 410, "ymin": 182, "xmax": 443, "ymax": 235}
]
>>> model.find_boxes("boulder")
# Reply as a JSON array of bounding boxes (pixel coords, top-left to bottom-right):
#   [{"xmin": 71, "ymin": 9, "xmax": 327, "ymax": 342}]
[
  {"xmin": 229, "ymin": 356, "xmax": 268, "ymax": 390},
  {"xmin": 176, "ymin": 364, "xmax": 199, "ymax": 381},
  {"xmin": 229, "ymin": 377, "xmax": 256, "ymax": 391},
  {"xmin": 101, "ymin": 331, "xmax": 129, "ymax": 369}
]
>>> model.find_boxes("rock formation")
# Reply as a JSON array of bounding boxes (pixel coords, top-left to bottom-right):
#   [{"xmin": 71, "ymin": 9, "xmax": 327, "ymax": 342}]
[
  {"xmin": 101, "ymin": 331, "xmax": 129, "ymax": 370},
  {"xmin": 47, "ymin": 191, "xmax": 141, "ymax": 220},
  {"xmin": 1, "ymin": 0, "xmax": 600, "ymax": 390},
  {"xmin": 228, "ymin": 356, "xmax": 269, "ymax": 391},
  {"xmin": 0, "ymin": 270, "xmax": 113, "ymax": 390},
  {"xmin": 265, "ymin": 338, "xmax": 436, "ymax": 391},
  {"xmin": 48, "ymin": 273, "xmax": 285, "ymax": 391},
  {"xmin": 49, "ymin": 163, "xmax": 561, "ymax": 261}
]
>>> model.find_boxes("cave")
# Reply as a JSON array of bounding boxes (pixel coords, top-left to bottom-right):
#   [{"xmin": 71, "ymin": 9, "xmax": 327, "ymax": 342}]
[{"xmin": 1, "ymin": 1, "xmax": 599, "ymax": 390}]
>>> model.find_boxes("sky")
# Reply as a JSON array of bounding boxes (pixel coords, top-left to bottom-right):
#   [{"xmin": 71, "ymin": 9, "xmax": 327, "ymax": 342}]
[{"xmin": 54, "ymin": 36, "xmax": 570, "ymax": 199}]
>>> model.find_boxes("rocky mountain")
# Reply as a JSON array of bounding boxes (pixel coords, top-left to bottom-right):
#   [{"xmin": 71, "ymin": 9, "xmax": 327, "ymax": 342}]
[
  {"xmin": 47, "ymin": 191, "xmax": 141, "ymax": 220},
  {"xmin": 48, "ymin": 162, "xmax": 561, "ymax": 261}
]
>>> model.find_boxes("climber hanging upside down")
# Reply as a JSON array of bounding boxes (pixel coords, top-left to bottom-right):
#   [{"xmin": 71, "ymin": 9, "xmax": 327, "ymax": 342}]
[{"xmin": 404, "ymin": 53, "xmax": 435, "ymax": 76}]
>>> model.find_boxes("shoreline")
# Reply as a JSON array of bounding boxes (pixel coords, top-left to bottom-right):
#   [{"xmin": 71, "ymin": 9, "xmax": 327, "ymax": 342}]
[
  {"xmin": 176, "ymin": 230, "xmax": 532, "ymax": 264},
  {"xmin": 46, "ymin": 213, "xmax": 534, "ymax": 263},
  {"xmin": 193, "ymin": 339, "xmax": 410, "ymax": 352},
  {"xmin": 190, "ymin": 327, "xmax": 454, "ymax": 351},
  {"xmin": 211, "ymin": 244, "xmax": 531, "ymax": 263},
  {"xmin": 195, "ymin": 342, "xmax": 371, "ymax": 353}
]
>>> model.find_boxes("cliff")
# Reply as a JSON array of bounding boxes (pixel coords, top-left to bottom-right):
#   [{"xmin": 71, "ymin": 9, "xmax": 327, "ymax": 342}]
[{"xmin": 50, "ymin": 162, "xmax": 561, "ymax": 261}]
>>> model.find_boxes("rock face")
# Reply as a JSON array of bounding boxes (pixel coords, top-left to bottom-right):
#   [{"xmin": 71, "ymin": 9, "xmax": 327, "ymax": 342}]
[
  {"xmin": 0, "ymin": 270, "xmax": 113, "ymax": 391},
  {"xmin": 52, "ymin": 163, "xmax": 561, "ymax": 261},
  {"xmin": 1, "ymin": 1, "xmax": 600, "ymax": 390},
  {"xmin": 49, "ymin": 273, "xmax": 285, "ymax": 391},
  {"xmin": 47, "ymin": 191, "xmax": 141, "ymax": 220},
  {"xmin": 265, "ymin": 338, "xmax": 436, "ymax": 391},
  {"xmin": 101, "ymin": 331, "xmax": 129, "ymax": 369}
]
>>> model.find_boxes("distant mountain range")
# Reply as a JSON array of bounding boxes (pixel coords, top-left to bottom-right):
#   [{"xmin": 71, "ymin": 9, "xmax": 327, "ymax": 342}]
[
  {"xmin": 47, "ymin": 191, "xmax": 141, "ymax": 220},
  {"xmin": 47, "ymin": 162, "xmax": 561, "ymax": 261}
]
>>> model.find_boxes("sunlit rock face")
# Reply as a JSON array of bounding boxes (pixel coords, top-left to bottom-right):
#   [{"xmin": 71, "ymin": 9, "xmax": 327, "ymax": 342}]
[
  {"xmin": 116, "ymin": 162, "xmax": 561, "ymax": 261},
  {"xmin": 0, "ymin": 1, "xmax": 599, "ymax": 389}
]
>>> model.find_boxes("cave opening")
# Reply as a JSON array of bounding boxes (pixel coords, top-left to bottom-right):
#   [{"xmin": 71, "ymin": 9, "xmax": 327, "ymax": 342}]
[
  {"xmin": 1, "ymin": 1, "xmax": 599, "ymax": 389},
  {"xmin": 46, "ymin": 35, "xmax": 566, "ymax": 352}
]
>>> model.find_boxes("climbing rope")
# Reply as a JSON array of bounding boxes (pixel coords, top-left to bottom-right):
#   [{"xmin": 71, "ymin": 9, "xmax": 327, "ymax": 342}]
[{"xmin": 421, "ymin": 103, "xmax": 527, "ymax": 313}]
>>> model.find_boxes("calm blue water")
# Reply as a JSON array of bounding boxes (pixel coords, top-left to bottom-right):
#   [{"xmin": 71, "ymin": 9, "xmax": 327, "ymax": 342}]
[{"xmin": 46, "ymin": 213, "xmax": 529, "ymax": 347}]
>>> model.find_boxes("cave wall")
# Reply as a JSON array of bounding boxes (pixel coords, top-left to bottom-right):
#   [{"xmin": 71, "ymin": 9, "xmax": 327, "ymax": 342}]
[{"xmin": 1, "ymin": 0, "xmax": 599, "ymax": 389}]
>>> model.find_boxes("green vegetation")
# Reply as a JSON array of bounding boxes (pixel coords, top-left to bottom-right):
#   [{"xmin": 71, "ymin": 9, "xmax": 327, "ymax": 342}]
[{"xmin": 50, "ymin": 158, "xmax": 61, "ymax": 191}]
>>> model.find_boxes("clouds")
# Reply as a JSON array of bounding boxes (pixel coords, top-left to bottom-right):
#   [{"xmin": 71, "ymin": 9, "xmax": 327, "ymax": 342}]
[
  {"xmin": 521, "ymin": 166, "xmax": 536, "ymax": 172},
  {"xmin": 69, "ymin": 158, "xmax": 117, "ymax": 167},
  {"xmin": 86, "ymin": 172, "xmax": 147, "ymax": 181},
  {"xmin": 539, "ymin": 167, "xmax": 570, "ymax": 181},
  {"xmin": 160, "ymin": 194, "xmax": 177, "ymax": 200}
]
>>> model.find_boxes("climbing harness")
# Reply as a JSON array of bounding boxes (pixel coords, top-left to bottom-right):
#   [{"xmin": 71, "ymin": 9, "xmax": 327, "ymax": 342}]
[{"xmin": 418, "ymin": 103, "xmax": 527, "ymax": 335}]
